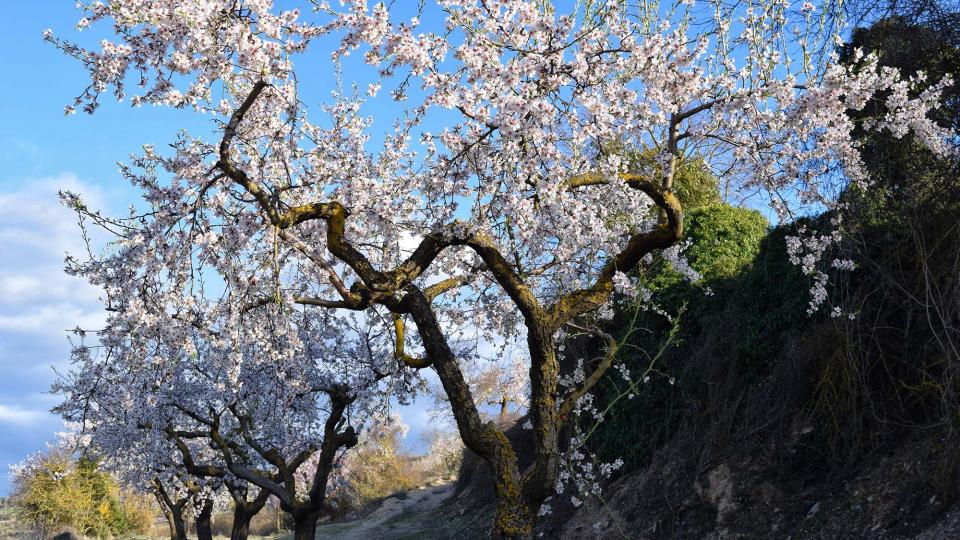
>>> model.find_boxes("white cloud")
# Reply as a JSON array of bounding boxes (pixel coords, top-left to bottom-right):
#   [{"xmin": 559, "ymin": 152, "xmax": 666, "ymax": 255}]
[
  {"xmin": 0, "ymin": 304, "xmax": 104, "ymax": 335},
  {"xmin": 0, "ymin": 174, "xmax": 106, "ymax": 244},
  {"xmin": 0, "ymin": 404, "xmax": 46, "ymax": 426},
  {"xmin": 0, "ymin": 175, "xmax": 113, "ymax": 485},
  {"xmin": 0, "ymin": 275, "xmax": 41, "ymax": 298},
  {"xmin": 393, "ymin": 397, "xmax": 437, "ymax": 454},
  {"xmin": 0, "ymin": 175, "xmax": 107, "ymax": 329}
]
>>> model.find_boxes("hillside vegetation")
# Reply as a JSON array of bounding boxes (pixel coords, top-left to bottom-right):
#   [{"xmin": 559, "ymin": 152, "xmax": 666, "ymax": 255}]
[
  {"xmin": 546, "ymin": 15, "xmax": 960, "ymax": 538},
  {"xmin": 433, "ymin": 15, "xmax": 960, "ymax": 539}
]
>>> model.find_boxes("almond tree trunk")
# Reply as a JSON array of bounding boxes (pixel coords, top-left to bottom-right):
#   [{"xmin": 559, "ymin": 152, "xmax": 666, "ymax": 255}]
[
  {"xmin": 196, "ymin": 498, "xmax": 214, "ymax": 540},
  {"xmin": 292, "ymin": 510, "xmax": 320, "ymax": 540},
  {"xmin": 229, "ymin": 507, "xmax": 252, "ymax": 540},
  {"xmin": 169, "ymin": 509, "xmax": 187, "ymax": 540},
  {"xmin": 490, "ymin": 439, "xmax": 534, "ymax": 539},
  {"xmin": 230, "ymin": 491, "xmax": 270, "ymax": 540}
]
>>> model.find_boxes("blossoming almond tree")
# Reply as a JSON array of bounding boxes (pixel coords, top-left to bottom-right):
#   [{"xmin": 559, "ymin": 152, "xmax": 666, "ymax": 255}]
[
  {"xmin": 430, "ymin": 357, "xmax": 529, "ymax": 426},
  {"xmin": 59, "ymin": 375, "xmax": 241, "ymax": 540},
  {"xmin": 54, "ymin": 333, "xmax": 253, "ymax": 540},
  {"xmin": 54, "ymin": 190, "xmax": 401, "ymax": 538},
  {"xmin": 149, "ymin": 474, "xmax": 209, "ymax": 540},
  {"xmin": 138, "ymin": 410, "xmax": 270, "ymax": 540},
  {"xmin": 50, "ymin": 0, "xmax": 954, "ymax": 537},
  {"xmin": 53, "ymin": 267, "xmax": 398, "ymax": 540}
]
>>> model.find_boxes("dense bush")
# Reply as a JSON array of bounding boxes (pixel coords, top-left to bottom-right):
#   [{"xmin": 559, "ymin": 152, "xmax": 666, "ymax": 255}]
[
  {"xmin": 582, "ymin": 202, "xmax": 796, "ymax": 471},
  {"xmin": 587, "ymin": 185, "xmax": 958, "ymax": 480},
  {"xmin": 11, "ymin": 450, "xmax": 153, "ymax": 538}
]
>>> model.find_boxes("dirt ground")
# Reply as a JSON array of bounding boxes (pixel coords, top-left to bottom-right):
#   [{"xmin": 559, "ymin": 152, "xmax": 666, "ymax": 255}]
[{"xmin": 312, "ymin": 480, "xmax": 458, "ymax": 540}]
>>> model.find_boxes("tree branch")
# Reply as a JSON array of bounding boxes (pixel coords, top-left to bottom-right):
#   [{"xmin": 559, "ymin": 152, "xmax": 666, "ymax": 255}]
[
  {"xmin": 392, "ymin": 313, "xmax": 432, "ymax": 368},
  {"xmin": 165, "ymin": 426, "xmax": 227, "ymax": 479},
  {"xmin": 547, "ymin": 173, "xmax": 683, "ymax": 329},
  {"xmin": 556, "ymin": 327, "xmax": 618, "ymax": 423},
  {"xmin": 207, "ymin": 417, "xmax": 296, "ymax": 509}
]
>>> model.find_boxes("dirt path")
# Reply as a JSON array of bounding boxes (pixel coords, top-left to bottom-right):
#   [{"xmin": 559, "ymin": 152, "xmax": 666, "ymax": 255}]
[{"xmin": 314, "ymin": 480, "xmax": 456, "ymax": 539}]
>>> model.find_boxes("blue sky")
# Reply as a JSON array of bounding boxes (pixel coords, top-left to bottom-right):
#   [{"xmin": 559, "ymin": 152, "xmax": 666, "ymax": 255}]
[
  {"xmin": 0, "ymin": 3, "xmax": 214, "ymax": 495},
  {"xmin": 0, "ymin": 2, "xmax": 442, "ymax": 496}
]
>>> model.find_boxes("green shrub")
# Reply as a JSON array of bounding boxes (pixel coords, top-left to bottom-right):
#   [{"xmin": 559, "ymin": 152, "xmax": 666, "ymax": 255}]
[
  {"xmin": 581, "ymin": 202, "xmax": 787, "ymax": 470},
  {"xmin": 11, "ymin": 450, "xmax": 153, "ymax": 538}
]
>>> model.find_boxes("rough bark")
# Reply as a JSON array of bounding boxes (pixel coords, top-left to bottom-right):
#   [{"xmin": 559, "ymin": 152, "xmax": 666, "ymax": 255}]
[
  {"xmin": 170, "ymin": 512, "xmax": 187, "ymax": 540},
  {"xmin": 521, "ymin": 326, "xmax": 561, "ymax": 510},
  {"xmin": 401, "ymin": 287, "xmax": 532, "ymax": 538},
  {"xmin": 229, "ymin": 486, "xmax": 270, "ymax": 540},
  {"xmin": 490, "ymin": 431, "xmax": 534, "ymax": 539},
  {"xmin": 152, "ymin": 479, "xmax": 188, "ymax": 540},
  {"xmin": 229, "ymin": 509, "xmax": 251, "ymax": 540},
  {"xmin": 292, "ymin": 511, "xmax": 320, "ymax": 540},
  {"xmin": 196, "ymin": 498, "xmax": 214, "ymax": 540}
]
